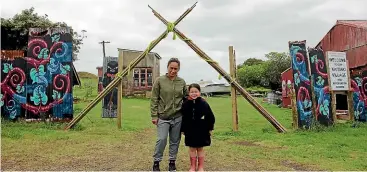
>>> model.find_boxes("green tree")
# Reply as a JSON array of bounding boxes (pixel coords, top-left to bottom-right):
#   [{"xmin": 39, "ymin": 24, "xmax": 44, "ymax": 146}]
[
  {"xmin": 237, "ymin": 58, "xmax": 264, "ymax": 68},
  {"xmin": 237, "ymin": 63, "xmax": 268, "ymax": 88},
  {"xmin": 264, "ymin": 52, "xmax": 291, "ymax": 89},
  {"xmin": 1, "ymin": 7, "xmax": 84, "ymax": 61}
]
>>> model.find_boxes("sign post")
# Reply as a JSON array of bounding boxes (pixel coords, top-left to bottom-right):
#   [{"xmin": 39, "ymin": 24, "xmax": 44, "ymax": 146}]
[{"xmin": 326, "ymin": 51, "xmax": 353, "ymax": 121}]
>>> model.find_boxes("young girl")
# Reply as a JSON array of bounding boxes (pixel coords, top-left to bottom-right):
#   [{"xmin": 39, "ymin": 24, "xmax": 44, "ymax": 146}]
[{"xmin": 181, "ymin": 83, "xmax": 215, "ymax": 172}]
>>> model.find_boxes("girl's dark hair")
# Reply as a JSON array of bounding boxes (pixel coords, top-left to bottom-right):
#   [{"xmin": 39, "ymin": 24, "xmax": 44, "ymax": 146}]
[
  {"xmin": 167, "ymin": 57, "xmax": 180, "ymax": 67},
  {"xmin": 188, "ymin": 83, "xmax": 201, "ymax": 92}
]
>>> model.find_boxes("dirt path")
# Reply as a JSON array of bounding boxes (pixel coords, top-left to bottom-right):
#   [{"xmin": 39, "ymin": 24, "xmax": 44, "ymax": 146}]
[{"xmin": 1, "ymin": 128, "xmax": 317, "ymax": 171}]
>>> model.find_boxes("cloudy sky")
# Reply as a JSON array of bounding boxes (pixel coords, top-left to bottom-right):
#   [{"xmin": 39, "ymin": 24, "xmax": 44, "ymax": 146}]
[{"xmin": 1, "ymin": 0, "xmax": 366, "ymax": 84}]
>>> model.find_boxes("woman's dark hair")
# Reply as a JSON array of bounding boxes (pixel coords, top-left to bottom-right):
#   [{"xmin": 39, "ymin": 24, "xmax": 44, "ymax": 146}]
[
  {"xmin": 188, "ymin": 83, "xmax": 201, "ymax": 92},
  {"xmin": 167, "ymin": 57, "xmax": 180, "ymax": 67}
]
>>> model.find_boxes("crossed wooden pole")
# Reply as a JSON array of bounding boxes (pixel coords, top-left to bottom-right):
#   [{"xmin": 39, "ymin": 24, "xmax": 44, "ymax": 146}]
[{"xmin": 65, "ymin": 2, "xmax": 287, "ymax": 133}]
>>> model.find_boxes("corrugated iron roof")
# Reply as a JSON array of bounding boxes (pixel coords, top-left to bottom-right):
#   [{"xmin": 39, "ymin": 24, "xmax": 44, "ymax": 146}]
[{"xmin": 336, "ymin": 20, "xmax": 367, "ymax": 29}]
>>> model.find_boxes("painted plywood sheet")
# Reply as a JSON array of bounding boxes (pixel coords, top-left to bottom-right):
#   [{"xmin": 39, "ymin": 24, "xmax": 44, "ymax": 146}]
[
  {"xmin": 1, "ymin": 28, "xmax": 73, "ymax": 121},
  {"xmin": 289, "ymin": 40, "xmax": 314, "ymax": 129},
  {"xmin": 102, "ymin": 56, "xmax": 118, "ymax": 118},
  {"xmin": 308, "ymin": 47, "xmax": 333, "ymax": 126}
]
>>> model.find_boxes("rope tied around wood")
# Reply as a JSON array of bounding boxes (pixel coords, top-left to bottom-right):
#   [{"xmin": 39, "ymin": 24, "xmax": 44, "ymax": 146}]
[{"xmin": 166, "ymin": 22, "xmax": 176, "ymax": 40}]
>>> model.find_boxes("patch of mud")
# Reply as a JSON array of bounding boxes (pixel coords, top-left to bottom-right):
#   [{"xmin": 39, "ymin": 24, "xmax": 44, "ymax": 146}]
[
  {"xmin": 232, "ymin": 140, "xmax": 286, "ymax": 150},
  {"xmin": 233, "ymin": 141, "xmax": 260, "ymax": 147},
  {"xmin": 281, "ymin": 160, "xmax": 313, "ymax": 171}
]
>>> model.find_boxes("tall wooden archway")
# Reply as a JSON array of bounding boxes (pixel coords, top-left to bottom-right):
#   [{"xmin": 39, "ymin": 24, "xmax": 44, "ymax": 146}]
[{"xmin": 65, "ymin": 2, "xmax": 287, "ymax": 133}]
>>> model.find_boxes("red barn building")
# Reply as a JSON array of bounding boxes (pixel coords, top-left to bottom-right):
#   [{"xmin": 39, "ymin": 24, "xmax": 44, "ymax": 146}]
[
  {"xmin": 316, "ymin": 20, "xmax": 367, "ymax": 69},
  {"xmin": 316, "ymin": 20, "xmax": 367, "ymax": 111}
]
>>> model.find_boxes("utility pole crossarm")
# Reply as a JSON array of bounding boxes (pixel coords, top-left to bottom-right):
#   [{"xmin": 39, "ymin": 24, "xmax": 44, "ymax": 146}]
[{"xmin": 99, "ymin": 41, "xmax": 111, "ymax": 58}]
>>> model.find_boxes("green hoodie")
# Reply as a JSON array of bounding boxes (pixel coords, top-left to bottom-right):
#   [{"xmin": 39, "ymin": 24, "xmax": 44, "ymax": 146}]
[{"xmin": 150, "ymin": 74, "xmax": 188, "ymax": 120}]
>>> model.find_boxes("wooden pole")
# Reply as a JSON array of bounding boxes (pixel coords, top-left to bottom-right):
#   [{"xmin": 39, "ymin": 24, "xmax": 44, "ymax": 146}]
[
  {"xmin": 325, "ymin": 52, "xmax": 337, "ymax": 123},
  {"xmin": 149, "ymin": 6, "xmax": 287, "ymax": 133},
  {"xmin": 290, "ymin": 88, "xmax": 298, "ymax": 129},
  {"xmin": 346, "ymin": 60, "xmax": 354, "ymax": 121},
  {"xmin": 229, "ymin": 46, "xmax": 238, "ymax": 131},
  {"xmin": 117, "ymin": 53, "xmax": 123, "ymax": 129},
  {"xmin": 64, "ymin": 2, "xmax": 198, "ymax": 130},
  {"xmin": 332, "ymin": 92, "xmax": 337, "ymax": 122}
]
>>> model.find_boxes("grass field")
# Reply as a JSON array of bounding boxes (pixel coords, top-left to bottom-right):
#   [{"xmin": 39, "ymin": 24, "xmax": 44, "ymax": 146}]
[{"xmin": 2, "ymin": 78, "xmax": 367, "ymax": 171}]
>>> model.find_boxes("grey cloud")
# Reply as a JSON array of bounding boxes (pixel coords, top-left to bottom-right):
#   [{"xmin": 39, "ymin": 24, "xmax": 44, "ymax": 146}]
[
  {"xmin": 2, "ymin": 0, "xmax": 366, "ymax": 82},
  {"xmin": 177, "ymin": 0, "xmax": 366, "ymax": 64}
]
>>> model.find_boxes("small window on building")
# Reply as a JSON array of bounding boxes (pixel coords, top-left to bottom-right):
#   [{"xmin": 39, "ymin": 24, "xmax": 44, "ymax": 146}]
[
  {"xmin": 133, "ymin": 69, "xmax": 140, "ymax": 87},
  {"xmin": 132, "ymin": 68, "xmax": 153, "ymax": 89},
  {"xmin": 147, "ymin": 68, "xmax": 153, "ymax": 87}
]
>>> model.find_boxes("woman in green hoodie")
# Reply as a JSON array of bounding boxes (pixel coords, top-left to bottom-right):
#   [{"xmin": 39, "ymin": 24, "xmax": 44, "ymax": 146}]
[{"xmin": 150, "ymin": 57, "xmax": 188, "ymax": 171}]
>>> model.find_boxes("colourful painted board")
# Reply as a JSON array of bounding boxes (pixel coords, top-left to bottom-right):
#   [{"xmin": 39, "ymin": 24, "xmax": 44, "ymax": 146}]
[
  {"xmin": 308, "ymin": 47, "xmax": 333, "ymax": 126},
  {"xmin": 289, "ymin": 40, "xmax": 314, "ymax": 129},
  {"xmin": 1, "ymin": 28, "xmax": 73, "ymax": 121},
  {"xmin": 102, "ymin": 56, "xmax": 119, "ymax": 118},
  {"xmin": 350, "ymin": 68, "xmax": 367, "ymax": 122}
]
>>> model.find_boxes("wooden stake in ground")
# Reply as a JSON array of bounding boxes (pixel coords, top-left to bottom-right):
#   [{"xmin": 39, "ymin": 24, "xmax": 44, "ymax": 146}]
[
  {"xmin": 148, "ymin": 6, "xmax": 287, "ymax": 133},
  {"xmin": 117, "ymin": 54, "xmax": 123, "ymax": 129},
  {"xmin": 290, "ymin": 88, "xmax": 298, "ymax": 129},
  {"xmin": 325, "ymin": 52, "xmax": 337, "ymax": 123},
  {"xmin": 64, "ymin": 2, "xmax": 198, "ymax": 130},
  {"xmin": 229, "ymin": 46, "xmax": 238, "ymax": 131}
]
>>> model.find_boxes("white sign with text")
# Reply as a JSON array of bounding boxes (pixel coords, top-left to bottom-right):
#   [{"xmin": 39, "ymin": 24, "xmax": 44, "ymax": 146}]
[{"xmin": 327, "ymin": 51, "xmax": 349, "ymax": 91}]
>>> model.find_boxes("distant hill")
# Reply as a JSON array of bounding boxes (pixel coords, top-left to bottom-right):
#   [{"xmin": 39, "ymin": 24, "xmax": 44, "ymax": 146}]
[{"xmin": 77, "ymin": 72, "xmax": 98, "ymax": 79}]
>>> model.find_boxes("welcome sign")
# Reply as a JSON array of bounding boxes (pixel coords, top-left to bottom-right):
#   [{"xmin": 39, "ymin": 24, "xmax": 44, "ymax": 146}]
[{"xmin": 326, "ymin": 51, "xmax": 349, "ymax": 91}]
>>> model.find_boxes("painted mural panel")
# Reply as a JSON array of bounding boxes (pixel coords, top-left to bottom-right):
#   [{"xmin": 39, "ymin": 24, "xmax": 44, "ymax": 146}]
[
  {"xmin": 1, "ymin": 27, "xmax": 74, "ymax": 121},
  {"xmin": 102, "ymin": 57, "xmax": 118, "ymax": 118},
  {"xmin": 1, "ymin": 57, "xmax": 28, "ymax": 120},
  {"xmin": 289, "ymin": 40, "xmax": 314, "ymax": 129},
  {"xmin": 308, "ymin": 47, "xmax": 333, "ymax": 126},
  {"xmin": 350, "ymin": 69, "xmax": 367, "ymax": 122}
]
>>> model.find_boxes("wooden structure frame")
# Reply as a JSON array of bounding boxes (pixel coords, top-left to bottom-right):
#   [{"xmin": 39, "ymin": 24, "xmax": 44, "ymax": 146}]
[
  {"xmin": 325, "ymin": 53, "xmax": 354, "ymax": 122},
  {"xmin": 229, "ymin": 46, "xmax": 239, "ymax": 131},
  {"xmin": 64, "ymin": 2, "xmax": 287, "ymax": 133}
]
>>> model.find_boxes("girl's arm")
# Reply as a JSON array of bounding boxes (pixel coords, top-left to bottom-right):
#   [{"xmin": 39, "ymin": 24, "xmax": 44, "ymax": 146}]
[{"xmin": 205, "ymin": 102, "xmax": 215, "ymax": 131}]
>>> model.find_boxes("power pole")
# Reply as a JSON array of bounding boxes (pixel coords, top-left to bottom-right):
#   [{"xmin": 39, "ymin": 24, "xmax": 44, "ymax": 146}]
[{"xmin": 99, "ymin": 40, "xmax": 110, "ymax": 58}]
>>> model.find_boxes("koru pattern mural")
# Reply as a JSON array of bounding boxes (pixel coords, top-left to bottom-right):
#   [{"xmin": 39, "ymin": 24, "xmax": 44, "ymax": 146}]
[
  {"xmin": 289, "ymin": 40, "xmax": 314, "ymax": 129},
  {"xmin": 102, "ymin": 57, "xmax": 118, "ymax": 118},
  {"xmin": 350, "ymin": 68, "xmax": 367, "ymax": 122},
  {"xmin": 0, "ymin": 27, "xmax": 73, "ymax": 121},
  {"xmin": 308, "ymin": 47, "xmax": 333, "ymax": 126}
]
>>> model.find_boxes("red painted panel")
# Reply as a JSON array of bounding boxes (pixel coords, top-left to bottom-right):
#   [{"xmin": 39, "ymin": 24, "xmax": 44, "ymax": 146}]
[
  {"xmin": 281, "ymin": 68, "xmax": 294, "ymax": 108},
  {"xmin": 97, "ymin": 68, "xmax": 103, "ymax": 77}
]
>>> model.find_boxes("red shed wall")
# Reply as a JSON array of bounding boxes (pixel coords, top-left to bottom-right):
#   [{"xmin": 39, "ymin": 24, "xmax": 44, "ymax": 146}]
[
  {"xmin": 281, "ymin": 68, "xmax": 293, "ymax": 108},
  {"xmin": 317, "ymin": 24, "xmax": 367, "ymax": 69},
  {"xmin": 97, "ymin": 68, "xmax": 103, "ymax": 77}
]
